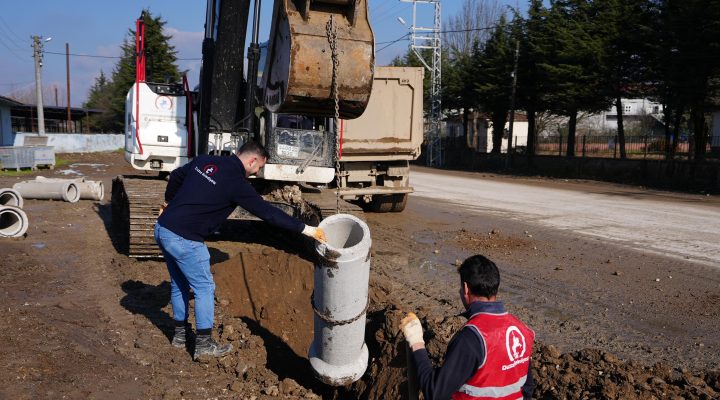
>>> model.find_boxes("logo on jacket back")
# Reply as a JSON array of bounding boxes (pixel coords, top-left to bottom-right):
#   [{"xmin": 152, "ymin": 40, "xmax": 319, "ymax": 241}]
[
  {"xmin": 501, "ymin": 326, "xmax": 530, "ymax": 370},
  {"xmin": 195, "ymin": 164, "xmax": 218, "ymax": 185},
  {"xmin": 203, "ymin": 164, "xmax": 218, "ymax": 176}
]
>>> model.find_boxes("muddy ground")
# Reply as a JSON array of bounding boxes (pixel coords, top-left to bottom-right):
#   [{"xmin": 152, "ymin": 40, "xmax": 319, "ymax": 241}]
[{"xmin": 0, "ymin": 151, "xmax": 718, "ymax": 399}]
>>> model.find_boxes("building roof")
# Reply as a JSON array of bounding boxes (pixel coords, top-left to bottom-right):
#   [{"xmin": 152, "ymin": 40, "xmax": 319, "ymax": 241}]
[{"xmin": 0, "ymin": 95, "xmax": 23, "ymax": 107}]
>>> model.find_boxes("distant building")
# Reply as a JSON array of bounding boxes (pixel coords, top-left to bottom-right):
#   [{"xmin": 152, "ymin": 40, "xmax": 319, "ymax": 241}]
[
  {"xmin": 10, "ymin": 103, "xmax": 103, "ymax": 134},
  {"xmin": 443, "ymin": 111, "xmax": 528, "ymax": 153},
  {"xmin": 580, "ymin": 98, "xmax": 665, "ymax": 136},
  {"xmin": 0, "ymin": 95, "xmax": 22, "ymax": 146}
]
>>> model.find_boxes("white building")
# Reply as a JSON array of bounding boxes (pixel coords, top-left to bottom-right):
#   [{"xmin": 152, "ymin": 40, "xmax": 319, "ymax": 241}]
[
  {"xmin": 443, "ymin": 112, "xmax": 529, "ymax": 153},
  {"xmin": 580, "ymin": 98, "xmax": 664, "ymax": 135}
]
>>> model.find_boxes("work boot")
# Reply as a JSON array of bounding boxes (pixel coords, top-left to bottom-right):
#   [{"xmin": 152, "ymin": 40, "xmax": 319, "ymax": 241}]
[
  {"xmin": 171, "ymin": 323, "xmax": 191, "ymax": 348},
  {"xmin": 193, "ymin": 334, "xmax": 233, "ymax": 361}
]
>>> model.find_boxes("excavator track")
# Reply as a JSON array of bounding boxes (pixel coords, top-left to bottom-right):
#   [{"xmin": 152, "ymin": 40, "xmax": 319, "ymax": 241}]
[{"xmin": 112, "ymin": 176, "xmax": 165, "ymax": 258}]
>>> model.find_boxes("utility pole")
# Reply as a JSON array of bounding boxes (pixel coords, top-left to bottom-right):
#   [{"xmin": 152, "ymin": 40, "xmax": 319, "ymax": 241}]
[
  {"xmin": 401, "ymin": 0, "xmax": 443, "ymax": 167},
  {"xmin": 32, "ymin": 35, "xmax": 51, "ymax": 135},
  {"xmin": 66, "ymin": 42, "xmax": 72, "ymax": 133},
  {"xmin": 506, "ymin": 39, "xmax": 520, "ymax": 168}
]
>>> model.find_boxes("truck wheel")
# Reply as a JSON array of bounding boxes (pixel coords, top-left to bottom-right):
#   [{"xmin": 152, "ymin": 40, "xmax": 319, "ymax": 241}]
[
  {"xmin": 368, "ymin": 195, "xmax": 395, "ymax": 213},
  {"xmin": 390, "ymin": 193, "xmax": 408, "ymax": 212}
]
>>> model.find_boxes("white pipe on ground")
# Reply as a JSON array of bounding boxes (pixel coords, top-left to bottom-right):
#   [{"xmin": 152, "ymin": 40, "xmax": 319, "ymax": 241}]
[
  {"xmin": 0, "ymin": 188, "xmax": 23, "ymax": 208},
  {"xmin": 308, "ymin": 213, "xmax": 371, "ymax": 386},
  {"xmin": 0, "ymin": 206, "xmax": 29, "ymax": 237},
  {"xmin": 13, "ymin": 181, "xmax": 80, "ymax": 203},
  {"xmin": 35, "ymin": 177, "xmax": 104, "ymax": 201}
]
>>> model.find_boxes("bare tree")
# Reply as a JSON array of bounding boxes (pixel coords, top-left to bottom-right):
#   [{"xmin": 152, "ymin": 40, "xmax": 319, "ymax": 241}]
[{"xmin": 444, "ymin": 0, "xmax": 502, "ymax": 56}]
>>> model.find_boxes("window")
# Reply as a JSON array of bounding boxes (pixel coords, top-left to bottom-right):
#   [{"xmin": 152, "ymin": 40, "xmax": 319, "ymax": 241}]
[{"xmin": 624, "ymin": 105, "xmax": 632, "ymax": 113}]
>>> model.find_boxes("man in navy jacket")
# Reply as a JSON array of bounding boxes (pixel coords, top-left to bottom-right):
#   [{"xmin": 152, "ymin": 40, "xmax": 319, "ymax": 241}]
[{"xmin": 155, "ymin": 141, "xmax": 326, "ymax": 361}]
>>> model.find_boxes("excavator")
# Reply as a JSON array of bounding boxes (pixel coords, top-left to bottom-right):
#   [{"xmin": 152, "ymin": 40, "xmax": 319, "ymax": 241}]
[{"xmin": 112, "ymin": 0, "xmax": 375, "ymax": 257}]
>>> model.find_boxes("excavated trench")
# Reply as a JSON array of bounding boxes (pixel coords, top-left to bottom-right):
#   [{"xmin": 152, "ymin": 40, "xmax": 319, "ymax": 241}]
[{"xmin": 211, "ymin": 242, "xmax": 720, "ymax": 399}]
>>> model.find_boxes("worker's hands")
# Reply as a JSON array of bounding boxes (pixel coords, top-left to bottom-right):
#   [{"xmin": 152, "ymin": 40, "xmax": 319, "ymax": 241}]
[
  {"xmin": 158, "ymin": 202, "xmax": 168, "ymax": 217},
  {"xmin": 302, "ymin": 225, "xmax": 327, "ymax": 243},
  {"xmin": 400, "ymin": 312, "xmax": 425, "ymax": 348}
]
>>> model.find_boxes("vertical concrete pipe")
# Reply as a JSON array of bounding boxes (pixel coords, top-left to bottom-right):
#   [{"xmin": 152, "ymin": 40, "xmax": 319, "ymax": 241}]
[
  {"xmin": 0, "ymin": 188, "xmax": 24, "ymax": 208},
  {"xmin": 0, "ymin": 206, "xmax": 29, "ymax": 237},
  {"xmin": 13, "ymin": 181, "xmax": 80, "ymax": 203},
  {"xmin": 308, "ymin": 213, "xmax": 371, "ymax": 386},
  {"xmin": 35, "ymin": 177, "xmax": 104, "ymax": 201}
]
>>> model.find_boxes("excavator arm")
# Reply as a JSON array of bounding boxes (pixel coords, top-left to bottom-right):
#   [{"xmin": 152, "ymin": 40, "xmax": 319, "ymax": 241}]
[{"xmin": 197, "ymin": 0, "xmax": 374, "ymax": 154}]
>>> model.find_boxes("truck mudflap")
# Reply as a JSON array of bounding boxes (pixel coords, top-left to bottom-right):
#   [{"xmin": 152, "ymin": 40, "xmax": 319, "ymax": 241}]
[{"xmin": 263, "ymin": 0, "xmax": 374, "ymax": 119}]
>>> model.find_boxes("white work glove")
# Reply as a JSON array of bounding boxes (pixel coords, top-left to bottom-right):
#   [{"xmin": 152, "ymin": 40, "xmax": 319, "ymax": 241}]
[
  {"xmin": 302, "ymin": 225, "xmax": 327, "ymax": 243},
  {"xmin": 400, "ymin": 312, "xmax": 425, "ymax": 347}
]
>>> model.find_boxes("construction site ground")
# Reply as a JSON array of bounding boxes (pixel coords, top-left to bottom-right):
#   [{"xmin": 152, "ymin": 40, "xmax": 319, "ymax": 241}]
[{"xmin": 1, "ymin": 151, "xmax": 718, "ymax": 399}]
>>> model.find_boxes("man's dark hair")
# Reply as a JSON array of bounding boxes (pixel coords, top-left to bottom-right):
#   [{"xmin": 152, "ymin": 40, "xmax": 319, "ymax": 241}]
[
  {"xmin": 458, "ymin": 255, "xmax": 500, "ymax": 298},
  {"xmin": 238, "ymin": 141, "xmax": 269, "ymax": 160}
]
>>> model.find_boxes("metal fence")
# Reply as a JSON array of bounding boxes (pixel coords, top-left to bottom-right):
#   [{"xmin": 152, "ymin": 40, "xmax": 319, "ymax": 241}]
[{"xmin": 536, "ymin": 135, "xmax": 718, "ymax": 160}]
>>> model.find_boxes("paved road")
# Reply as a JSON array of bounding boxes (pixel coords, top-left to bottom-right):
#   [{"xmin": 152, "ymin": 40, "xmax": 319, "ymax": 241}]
[{"xmin": 411, "ymin": 169, "xmax": 720, "ymax": 267}]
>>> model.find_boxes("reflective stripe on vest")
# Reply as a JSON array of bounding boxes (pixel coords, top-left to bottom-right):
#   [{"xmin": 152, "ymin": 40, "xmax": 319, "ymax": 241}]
[{"xmin": 457, "ymin": 374, "xmax": 526, "ymax": 398}]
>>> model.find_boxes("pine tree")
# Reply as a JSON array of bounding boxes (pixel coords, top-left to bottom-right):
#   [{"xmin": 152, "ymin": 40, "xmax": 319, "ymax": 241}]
[
  {"xmin": 84, "ymin": 71, "xmax": 114, "ymax": 132},
  {"xmin": 474, "ymin": 14, "xmax": 514, "ymax": 154}
]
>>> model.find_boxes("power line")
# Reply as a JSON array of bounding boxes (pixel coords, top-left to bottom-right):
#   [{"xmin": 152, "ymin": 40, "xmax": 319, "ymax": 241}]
[
  {"xmin": 376, "ymin": 33, "xmax": 410, "ymax": 53},
  {"xmin": 376, "ymin": 24, "xmax": 507, "ymax": 53},
  {"xmin": 45, "ymin": 51, "xmax": 201, "ymax": 61},
  {"xmin": 0, "ymin": 15, "xmax": 25, "ymax": 43}
]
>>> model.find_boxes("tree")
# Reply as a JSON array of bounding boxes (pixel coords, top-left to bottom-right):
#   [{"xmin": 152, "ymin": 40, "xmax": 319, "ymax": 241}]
[
  {"xmin": 85, "ymin": 10, "xmax": 180, "ymax": 132},
  {"xmin": 655, "ymin": 0, "xmax": 720, "ymax": 161},
  {"xmin": 84, "ymin": 71, "xmax": 115, "ymax": 132},
  {"xmin": 536, "ymin": 0, "xmax": 611, "ymax": 157},
  {"xmin": 514, "ymin": 0, "xmax": 544, "ymax": 158},
  {"xmin": 595, "ymin": 0, "xmax": 656, "ymax": 159},
  {"xmin": 474, "ymin": 14, "xmax": 515, "ymax": 154}
]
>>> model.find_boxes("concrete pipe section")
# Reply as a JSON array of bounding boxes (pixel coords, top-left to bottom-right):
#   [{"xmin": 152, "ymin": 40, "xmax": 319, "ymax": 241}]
[
  {"xmin": 13, "ymin": 181, "xmax": 80, "ymax": 203},
  {"xmin": 309, "ymin": 213, "xmax": 371, "ymax": 386},
  {"xmin": 0, "ymin": 206, "xmax": 29, "ymax": 238},
  {"xmin": 35, "ymin": 177, "xmax": 104, "ymax": 201},
  {"xmin": 0, "ymin": 188, "xmax": 23, "ymax": 208}
]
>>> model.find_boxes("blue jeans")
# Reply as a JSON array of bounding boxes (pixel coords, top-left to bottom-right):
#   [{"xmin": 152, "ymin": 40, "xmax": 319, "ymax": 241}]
[{"xmin": 154, "ymin": 223, "xmax": 214, "ymax": 330}]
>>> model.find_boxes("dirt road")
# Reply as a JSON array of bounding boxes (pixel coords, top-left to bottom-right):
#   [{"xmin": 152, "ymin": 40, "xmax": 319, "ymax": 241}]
[
  {"xmin": 1, "ymin": 152, "xmax": 718, "ymax": 399},
  {"xmin": 411, "ymin": 167, "xmax": 720, "ymax": 266}
]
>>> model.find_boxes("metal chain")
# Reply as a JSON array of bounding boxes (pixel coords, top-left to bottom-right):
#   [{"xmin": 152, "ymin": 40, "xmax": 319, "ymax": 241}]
[
  {"xmin": 311, "ymin": 291, "xmax": 369, "ymax": 326},
  {"xmin": 326, "ymin": 15, "xmax": 341, "ymax": 214}
]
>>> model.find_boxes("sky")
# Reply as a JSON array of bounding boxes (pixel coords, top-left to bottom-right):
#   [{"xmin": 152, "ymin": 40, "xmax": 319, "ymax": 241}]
[{"xmin": 0, "ymin": 0, "xmax": 519, "ymax": 107}]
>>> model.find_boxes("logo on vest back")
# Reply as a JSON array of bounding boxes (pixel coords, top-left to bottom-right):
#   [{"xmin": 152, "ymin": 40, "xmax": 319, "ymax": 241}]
[
  {"xmin": 506, "ymin": 326, "xmax": 527, "ymax": 361},
  {"xmin": 501, "ymin": 326, "xmax": 530, "ymax": 371}
]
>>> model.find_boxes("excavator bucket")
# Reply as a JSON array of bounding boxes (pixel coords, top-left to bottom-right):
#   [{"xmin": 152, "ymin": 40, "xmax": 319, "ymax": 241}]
[{"xmin": 263, "ymin": 0, "xmax": 375, "ymax": 119}]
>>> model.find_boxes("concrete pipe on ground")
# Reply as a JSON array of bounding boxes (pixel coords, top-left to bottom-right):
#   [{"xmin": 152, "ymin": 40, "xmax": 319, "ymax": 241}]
[
  {"xmin": 0, "ymin": 206, "xmax": 29, "ymax": 238},
  {"xmin": 35, "ymin": 177, "xmax": 103, "ymax": 201},
  {"xmin": 0, "ymin": 188, "xmax": 23, "ymax": 208},
  {"xmin": 13, "ymin": 181, "xmax": 80, "ymax": 203},
  {"xmin": 308, "ymin": 213, "xmax": 371, "ymax": 386}
]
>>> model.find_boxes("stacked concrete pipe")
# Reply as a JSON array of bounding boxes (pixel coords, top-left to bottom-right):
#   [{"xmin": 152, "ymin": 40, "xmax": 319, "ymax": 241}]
[
  {"xmin": 35, "ymin": 177, "xmax": 104, "ymax": 201},
  {"xmin": 0, "ymin": 188, "xmax": 27, "ymax": 238},
  {"xmin": 13, "ymin": 180, "xmax": 80, "ymax": 203},
  {"xmin": 308, "ymin": 213, "xmax": 371, "ymax": 386},
  {"xmin": 0, "ymin": 188, "xmax": 23, "ymax": 208}
]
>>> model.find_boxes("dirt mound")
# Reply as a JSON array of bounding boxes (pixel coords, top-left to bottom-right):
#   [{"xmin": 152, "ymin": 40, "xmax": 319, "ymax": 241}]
[
  {"xmin": 533, "ymin": 343, "xmax": 720, "ymax": 399},
  {"xmin": 213, "ymin": 244, "xmax": 315, "ymax": 357}
]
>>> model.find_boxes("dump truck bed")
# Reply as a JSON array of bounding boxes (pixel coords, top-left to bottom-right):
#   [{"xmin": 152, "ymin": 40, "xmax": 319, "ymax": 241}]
[{"xmin": 340, "ymin": 67, "xmax": 424, "ymax": 162}]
